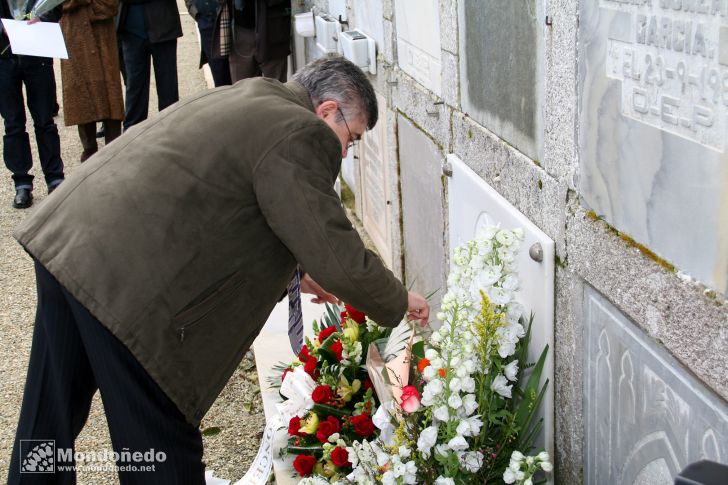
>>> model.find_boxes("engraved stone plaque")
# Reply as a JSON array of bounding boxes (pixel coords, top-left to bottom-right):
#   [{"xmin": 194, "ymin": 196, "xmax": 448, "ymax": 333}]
[
  {"xmin": 458, "ymin": 0, "xmax": 542, "ymax": 160},
  {"xmin": 394, "ymin": 0, "xmax": 442, "ymax": 95},
  {"xmin": 360, "ymin": 93, "xmax": 394, "ymax": 267},
  {"xmin": 578, "ymin": 1, "xmax": 728, "ymax": 294},
  {"xmin": 585, "ymin": 287, "xmax": 728, "ymax": 484},
  {"xmin": 398, "ymin": 114, "xmax": 446, "ymax": 311}
]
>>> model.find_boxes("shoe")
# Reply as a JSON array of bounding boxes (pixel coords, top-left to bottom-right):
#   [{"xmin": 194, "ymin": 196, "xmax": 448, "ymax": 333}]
[
  {"xmin": 80, "ymin": 148, "xmax": 97, "ymax": 162},
  {"xmin": 47, "ymin": 180, "xmax": 63, "ymax": 194},
  {"xmin": 13, "ymin": 188, "xmax": 33, "ymax": 209},
  {"xmin": 96, "ymin": 126, "xmax": 105, "ymax": 139}
]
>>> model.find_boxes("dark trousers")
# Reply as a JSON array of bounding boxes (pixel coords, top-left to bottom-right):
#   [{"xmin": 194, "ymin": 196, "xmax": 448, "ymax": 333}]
[
  {"xmin": 7, "ymin": 261, "xmax": 205, "ymax": 485},
  {"xmin": 198, "ymin": 26, "xmax": 231, "ymax": 87},
  {"xmin": 120, "ymin": 33, "xmax": 179, "ymax": 130},
  {"xmin": 229, "ymin": 26, "xmax": 287, "ymax": 83},
  {"xmin": 0, "ymin": 57, "xmax": 64, "ymax": 190}
]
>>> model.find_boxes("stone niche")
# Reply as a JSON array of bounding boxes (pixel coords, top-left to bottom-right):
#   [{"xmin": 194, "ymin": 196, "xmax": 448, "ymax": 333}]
[
  {"xmin": 584, "ymin": 287, "xmax": 728, "ymax": 484},
  {"xmin": 458, "ymin": 0, "xmax": 542, "ymax": 160},
  {"xmin": 578, "ymin": 0, "xmax": 728, "ymax": 294},
  {"xmin": 394, "ymin": 0, "xmax": 442, "ymax": 95},
  {"xmin": 398, "ymin": 114, "xmax": 446, "ymax": 311},
  {"xmin": 352, "ymin": 0, "xmax": 384, "ymax": 48}
]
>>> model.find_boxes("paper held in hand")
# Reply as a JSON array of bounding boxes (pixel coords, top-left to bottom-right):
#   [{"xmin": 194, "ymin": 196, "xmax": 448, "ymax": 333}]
[{"xmin": 1, "ymin": 19, "xmax": 68, "ymax": 59}]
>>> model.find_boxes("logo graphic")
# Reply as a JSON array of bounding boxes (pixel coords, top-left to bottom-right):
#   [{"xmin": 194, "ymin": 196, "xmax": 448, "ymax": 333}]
[{"xmin": 20, "ymin": 440, "xmax": 55, "ymax": 473}]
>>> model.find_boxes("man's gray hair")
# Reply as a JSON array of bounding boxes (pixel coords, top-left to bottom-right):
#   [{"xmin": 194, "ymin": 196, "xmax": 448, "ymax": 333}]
[{"xmin": 292, "ymin": 56, "xmax": 378, "ymax": 129}]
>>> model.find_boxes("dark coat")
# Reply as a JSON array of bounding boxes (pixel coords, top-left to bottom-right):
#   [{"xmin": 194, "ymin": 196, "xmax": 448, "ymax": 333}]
[
  {"xmin": 60, "ymin": 0, "xmax": 125, "ymax": 125},
  {"xmin": 210, "ymin": 0, "xmax": 291, "ymax": 63},
  {"xmin": 118, "ymin": 0, "xmax": 182, "ymax": 43},
  {"xmin": 14, "ymin": 79, "xmax": 408, "ymax": 426}
]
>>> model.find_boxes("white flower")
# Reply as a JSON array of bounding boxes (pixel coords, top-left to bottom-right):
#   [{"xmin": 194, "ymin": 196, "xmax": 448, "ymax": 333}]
[
  {"xmin": 447, "ymin": 393, "xmax": 463, "ymax": 410},
  {"xmin": 461, "ymin": 377, "xmax": 476, "ymax": 393},
  {"xmin": 524, "ymin": 479, "xmax": 533, "ymax": 485},
  {"xmin": 423, "ymin": 365, "xmax": 438, "ymax": 381},
  {"xmin": 433, "ymin": 405, "xmax": 450, "ymax": 421},
  {"xmin": 462, "ymin": 394, "xmax": 478, "ymax": 415},
  {"xmin": 465, "ymin": 416, "xmax": 483, "ymax": 436},
  {"xmin": 541, "ymin": 461, "xmax": 553, "ymax": 472},
  {"xmin": 515, "ymin": 470, "xmax": 525, "ymax": 481},
  {"xmin": 425, "ymin": 349, "xmax": 439, "ymax": 360},
  {"xmin": 511, "ymin": 450, "xmax": 525, "ymax": 463},
  {"xmin": 398, "ymin": 446, "xmax": 411, "ymax": 459},
  {"xmin": 491, "ymin": 374, "xmax": 512, "ymax": 398},
  {"xmin": 504, "ymin": 360, "xmax": 519, "ymax": 381},
  {"xmin": 434, "ymin": 477, "xmax": 455, "ymax": 485},
  {"xmin": 479, "ymin": 264, "xmax": 502, "ymax": 286},
  {"xmin": 501, "ymin": 274, "xmax": 519, "ymax": 291},
  {"xmin": 503, "ymin": 467, "xmax": 517, "ymax": 484},
  {"xmin": 436, "ymin": 312, "xmax": 446, "ymax": 321},
  {"xmin": 449, "ymin": 377, "xmax": 462, "ymax": 393},
  {"xmin": 422, "ymin": 380, "xmax": 444, "ymax": 405},
  {"xmin": 381, "ymin": 471, "xmax": 396, "ymax": 485},
  {"xmin": 328, "ymin": 432, "xmax": 340, "ymax": 443},
  {"xmin": 477, "ymin": 226, "xmax": 498, "ymax": 240},
  {"xmin": 456, "ymin": 420, "xmax": 470, "ymax": 436},
  {"xmin": 298, "ymin": 476, "xmax": 330, "ymax": 485},
  {"xmin": 447, "ymin": 435, "xmax": 469, "ymax": 451},
  {"xmin": 496, "ymin": 229, "xmax": 515, "ymax": 246},
  {"xmin": 487, "ymin": 286, "xmax": 512, "ymax": 306},
  {"xmin": 537, "ymin": 451, "xmax": 550, "ymax": 462},
  {"xmin": 460, "ymin": 451, "xmax": 484, "ymax": 473},
  {"xmin": 417, "ymin": 426, "xmax": 438, "ymax": 457},
  {"xmin": 526, "ymin": 456, "xmax": 534, "ymax": 466}
]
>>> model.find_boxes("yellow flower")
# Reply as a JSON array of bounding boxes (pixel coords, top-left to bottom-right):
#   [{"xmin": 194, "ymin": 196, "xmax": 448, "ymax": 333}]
[
  {"xmin": 343, "ymin": 319, "xmax": 360, "ymax": 342},
  {"xmin": 299, "ymin": 412, "xmax": 320, "ymax": 434},
  {"xmin": 337, "ymin": 375, "xmax": 361, "ymax": 402}
]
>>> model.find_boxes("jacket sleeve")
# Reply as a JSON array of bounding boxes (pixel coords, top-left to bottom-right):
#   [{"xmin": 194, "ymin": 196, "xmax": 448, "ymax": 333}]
[
  {"xmin": 253, "ymin": 124, "xmax": 408, "ymax": 327},
  {"xmin": 184, "ymin": 0, "xmax": 197, "ymax": 19},
  {"xmin": 89, "ymin": 0, "xmax": 119, "ymax": 21}
]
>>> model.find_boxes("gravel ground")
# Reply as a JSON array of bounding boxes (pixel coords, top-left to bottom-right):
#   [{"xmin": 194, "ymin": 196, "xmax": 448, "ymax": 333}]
[{"xmin": 0, "ymin": 5, "xmax": 265, "ymax": 483}]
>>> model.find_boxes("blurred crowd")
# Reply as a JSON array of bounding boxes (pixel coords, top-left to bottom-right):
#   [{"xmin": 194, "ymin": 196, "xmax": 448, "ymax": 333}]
[{"xmin": 0, "ymin": 0, "xmax": 291, "ymax": 208}]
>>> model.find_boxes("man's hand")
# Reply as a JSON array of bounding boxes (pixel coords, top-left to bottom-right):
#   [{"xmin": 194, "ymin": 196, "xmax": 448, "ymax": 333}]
[
  {"xmin": 407, "ymin": 291, "xmax": 430, "ymax": 326},
  {"xmin": 300, "ymin": 273, "xmax": 341, "ymax": 305}
]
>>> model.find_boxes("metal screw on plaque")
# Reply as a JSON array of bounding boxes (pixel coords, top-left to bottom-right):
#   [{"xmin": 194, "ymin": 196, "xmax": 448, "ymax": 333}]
[
  {"xmin": 529, "ymin": 243, "xmax": 543, "ymax": 262},
  {"xmin": 442, "ymin": 161, "xmax": 453, "ymax": 177}
]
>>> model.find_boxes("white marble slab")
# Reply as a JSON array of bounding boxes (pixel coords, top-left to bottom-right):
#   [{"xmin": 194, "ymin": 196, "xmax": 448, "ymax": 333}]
[
  {"xmin": 584, "ymin": 286, "xmax": 728, "ymax": 484},
  {"xmin": 447, "ymin": 154, "xmax": 555, "ymax": 473},
  {"xmin": 352, "ymin": 0, "xmax": 384, "ymax": 48},
  {"xmin": 394, "ymin": 0, "xmax": 442, "ymax": 95},
  {"xmin": 578, "ymin": 1, "xmax": 728, "ymax": 294}
]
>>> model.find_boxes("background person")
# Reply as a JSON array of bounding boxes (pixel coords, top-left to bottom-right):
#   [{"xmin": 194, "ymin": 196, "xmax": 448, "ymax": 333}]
[
  {"xmin": 60, "ymin": 0, "xmax": 125, "ymax": 162},
  {"xmin": 117, "ymin": 0, "xmax": 182, "ymax": 130},
  {"xmin": 185, "ymin": 0, "xmax": 231, "ymax": 87},
  {"xmin": 0, "ymin": 0, "xmax": 65, "ymax": 208}
]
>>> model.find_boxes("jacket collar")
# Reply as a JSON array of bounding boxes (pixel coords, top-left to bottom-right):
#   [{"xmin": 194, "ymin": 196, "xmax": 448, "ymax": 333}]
[{"xmin": 285, "ymin": 81, "xmax": 315, "ymax": 113}]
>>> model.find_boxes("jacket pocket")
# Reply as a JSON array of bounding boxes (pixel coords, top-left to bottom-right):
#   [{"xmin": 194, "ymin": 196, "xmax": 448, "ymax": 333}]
[{"xmin": 173, "ymin": 270, "xmax": 249, "ymax": 342}]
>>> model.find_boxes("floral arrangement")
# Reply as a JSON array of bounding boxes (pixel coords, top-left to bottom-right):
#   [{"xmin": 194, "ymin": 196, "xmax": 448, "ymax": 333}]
[
  {"xmin": 332, "ymin": 226, "xmax": 552, "ymax": 484},
  {"xmin": 275, "ymin": 304, "xmax": 393, "ymax": 482}
]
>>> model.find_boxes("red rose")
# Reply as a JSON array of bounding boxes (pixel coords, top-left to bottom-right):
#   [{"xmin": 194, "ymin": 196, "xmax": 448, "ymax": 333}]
[
  {"xmin": 293, "ymin": 454, "xmax": 317, "ymax": 477},
  {"xmin": 298, "ymin": 345, "xmax": 312, "ymax": 362},
  {"xmin": 350, "ymin": 414, "xmax": 375, "ymax": 437},
  {"xmin": 304, "ymin": 356, "xmax": 318, "ymax": 376},
  {"xmin": 400, "ymin": 385, "xmax": 421, "ymax": 413},
  {"xmin": 340, "ymin": 304, "xmax": 367, "ymax": 324},
  {"xmin": 330, "ymin": 340, "xmax": 343, "ymax": 361},
  {"xmin": 311, "ymin": 385, "xmax": 333, "ymax": 404},
  {"xmin": 288, "ymin": 416, "xmax": 302, "ymax": 436},
  {"xmin": 318, "ymin": 326, "xmax": 337, "ymax": 343},
  {"xmin": 316, "ymin": 416, "xmax": 341, "ymax": 443},
  {"xmin": 331, "ymin": 447, "xmax": 351, "ymax": 468},
  {"xmin": 363, "ymin": 377, "xmax": 373, "ymax": 390}
]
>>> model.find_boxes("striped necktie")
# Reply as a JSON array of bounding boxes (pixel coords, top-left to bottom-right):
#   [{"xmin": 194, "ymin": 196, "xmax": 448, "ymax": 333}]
[{"xmin": 287, "ymin": 268, "xmax": 304, "ymax": 354}]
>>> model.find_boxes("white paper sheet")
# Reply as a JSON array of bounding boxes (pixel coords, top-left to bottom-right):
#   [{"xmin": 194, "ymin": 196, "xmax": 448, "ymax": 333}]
[{"xmin": 1, "ymin": 19, "xmax": 68, "ymax": 59}]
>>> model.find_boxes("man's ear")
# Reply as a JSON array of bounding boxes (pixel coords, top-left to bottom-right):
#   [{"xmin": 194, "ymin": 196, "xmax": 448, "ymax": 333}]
[{"xmin": 315, "ymin": 100, "xmax": 339, "ymax": 120}]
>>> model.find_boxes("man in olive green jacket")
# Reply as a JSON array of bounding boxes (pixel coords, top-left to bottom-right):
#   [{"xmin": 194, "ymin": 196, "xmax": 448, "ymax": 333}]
[{"xmin": 8, "ymin": 57, "xmax": 429, "ymax": 484}]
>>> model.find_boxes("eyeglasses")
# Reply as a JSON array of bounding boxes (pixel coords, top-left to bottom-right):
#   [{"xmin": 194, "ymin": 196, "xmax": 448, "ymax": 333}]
[{"xmin": 337, "ymin": 107, "xmax": 359, "ymax": 149}]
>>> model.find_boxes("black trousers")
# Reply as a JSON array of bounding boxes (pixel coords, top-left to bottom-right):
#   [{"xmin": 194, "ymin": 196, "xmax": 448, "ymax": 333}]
[
  {"xmin": 0, "ymin": 57, "xmax": 64, "ymax": 190},
  {"xmin": 198, "ymin": 25, "xmax": 231, "ymax": 88},
  {"xmin": 7, "ymin": 261, "xmax": 205, "ymax": 485},
  {"xmin": 119, "ymin": 33, "xmax": 179, "ymax": 130}
]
